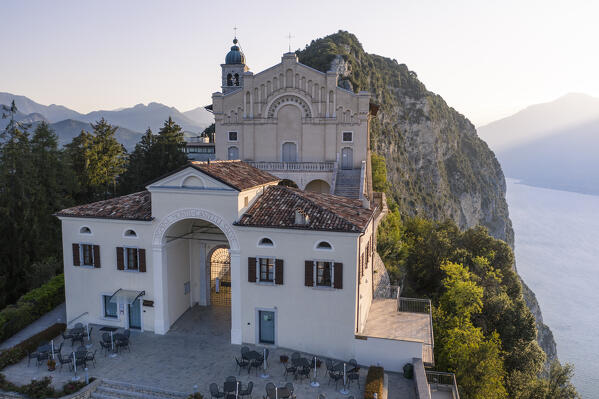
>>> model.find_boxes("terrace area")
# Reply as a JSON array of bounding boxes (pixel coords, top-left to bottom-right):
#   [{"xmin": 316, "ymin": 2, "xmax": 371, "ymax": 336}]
[{"xmin": 2, "ymin": 305, "xmax": 416, "ymax": 399}]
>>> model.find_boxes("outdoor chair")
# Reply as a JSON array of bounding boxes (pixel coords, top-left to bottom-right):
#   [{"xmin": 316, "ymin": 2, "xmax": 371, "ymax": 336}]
[
  {"xmin": 53, "ymin": 341, "xmax": 64, "ymax": 357},
  {"xmin": 27, "ymin": 351, "xmax": 38, "ymax": 367},
  {"xmin": 235, "ymin": 357, "xmax": 249, "ymax": 375},
  {"xmin": 325, "ymin": 358, "xmax": 334, "ymax": 372},
  {"xmin": 348, "ymin": 359, "xmax": 358, "ymax": 371},
  {"xmin": 328, "ymin": 370, "xmax": 343, "ymax": 389},
  {"xmin": 296, "ymin": 365, "xmax": 310, "ymax": 381},
  {"xmin": 318, "ymin": 395, "xmax": 326, "ymax": 399},
  {"xmin": 209, "ymin": 383, "xmax": 225, "ymax": 399},
  {"xmin": 36, "ymin": 351, "xmax": 49, "ymax": 367},
  {"xmin": 62, "ymin": 330, "xmax": 73, "ymax": 340},
  {"xmin": 74, "ymin": 323, "xmax": 83, "ymax": 329},
  {"xmin": 71, "ymin": 332, "xmax": 84, "ymax": 347},
  {"xmin": 99, "ymin": 339, "xmax": 111, "ymax": 356},
  {"xmin": 226, "ymin": 376, "xmax": 237, "ymax": 382},
  {"xmin": 290, "ymin": 352, "xmax": 300, "ymax": 364},
  {"xmin": 284, "ymin": 383, "xmax": 294, "ymax": 396},
  {"xmin": 57, "ymin": 351, "xmax": 72, "ymax": 371},
  {"xmin": 348, "ymin": 367, "xmax": 360, "ymax": 388},
  {"xmin": 223, "ymin": 380, "xmax": 237, "ymax": 394},
  {"xmin": 283, "ymin": 362, "xmax": 297, "ymax": 380},
  {"xmin": 85, "ymin": 349, "xmax": 97, "ymax": 368},
  {"xmin": 239, "ymin": 381, "xmax": 253, "ymax": 399},
  {"xmin": 265, "ymin": 382, "xmax": 275, "ymax": 399},
  {"xmin": 74, "ymin": 351, "xmax": 86, "ymax": 369},
  {"xmin": 123, "ymin": 329, "xmax": 131, "ymax": 346},
  {"xmin": 240, "ymin": 346, "xmax": 250, "ymax": 359},
  {"xmin": 249, "ymin": 357, "xmax": 262, "ymax": 376},
  {"xmin": 115, "ymin": 336, "xmax": 130, "ymax": 353}
]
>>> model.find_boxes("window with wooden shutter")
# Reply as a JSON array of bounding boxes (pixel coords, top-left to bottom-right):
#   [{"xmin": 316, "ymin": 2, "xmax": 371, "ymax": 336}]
[
  {"xmin": 333, "ymin": 262, "xmax": 343, "ymax": 289},
  {"xmin": 139, "ymin": 249, "xmax": 146, "ymax": 272},
  {"xmin": 72, "ymin": 243, "xmax": 80, "ymax": 266},
  {"xmin": 275, "ymin": 259, "xmax": 284, "ymax": 285},
  {"xmin": 116, "ymin": 247, "xmax": 124, "ymax": 270},
  {"xmin": 305, "ymin": 261, "xmax": 314, "ymax": 287},
  {"xmin": 93, "ymin": 245, "xmax": 101, "ymax": 268},
  {"xmin": 248, "ymin": 257, "xmax": 256, "ymax": 282}
]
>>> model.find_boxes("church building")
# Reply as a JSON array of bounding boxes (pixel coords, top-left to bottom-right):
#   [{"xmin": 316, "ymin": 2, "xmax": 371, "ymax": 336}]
[{"xmin": 55, "ymin": 38, "xmax": 433, "ymax": 372}]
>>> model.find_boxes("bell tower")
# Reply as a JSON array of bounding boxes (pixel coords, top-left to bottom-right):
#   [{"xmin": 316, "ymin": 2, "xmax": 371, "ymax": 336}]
[{"xmin": 221, "ymin": 37, "xmax": 249, "ymax": 94}]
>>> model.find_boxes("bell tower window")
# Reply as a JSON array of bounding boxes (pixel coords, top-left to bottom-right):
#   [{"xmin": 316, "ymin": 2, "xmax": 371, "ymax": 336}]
[
  {"xmin": 234, "ymin": 73, "xmax": 240, "ymax": 86},
  {"xmin": 227, "ymin": 73, "xmax": 233, "ymax": 86}
]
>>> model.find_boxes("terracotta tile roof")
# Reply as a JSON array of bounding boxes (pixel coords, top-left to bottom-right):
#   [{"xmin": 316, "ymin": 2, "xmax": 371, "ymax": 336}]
[
  {"xmin": 189, "ymin": 160, "xmax": 279, "ymax": 191},
  {"xmin": 236, "ymin": 186, "xmax": 375, "ymax": 233},
  {"xmin": 55, "ymin": 191, "xmax": 152, "ymax": 221}
]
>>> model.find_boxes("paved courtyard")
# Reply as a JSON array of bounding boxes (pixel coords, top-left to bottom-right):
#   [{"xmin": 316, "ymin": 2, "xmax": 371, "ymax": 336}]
[{"xmin": 2, "ymin": 305, "xmax": 415, "ymax": 399}]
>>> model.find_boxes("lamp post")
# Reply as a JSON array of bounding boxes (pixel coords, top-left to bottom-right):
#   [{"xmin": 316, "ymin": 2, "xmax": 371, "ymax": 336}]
[
  {"xmin": 310, "ymin": 356, "xmax": 320, "ymax": 387},
  {"xmin": 260, "ymin": 348, "xmax": 270, "ymax": 379},
  {"xmin": 340, "ymin": 362, "xmax": 349, "ymax": 395}
]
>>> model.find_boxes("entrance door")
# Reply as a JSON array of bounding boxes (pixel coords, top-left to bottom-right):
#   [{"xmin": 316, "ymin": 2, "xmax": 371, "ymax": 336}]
[
  {"xmin": 341, "ymin": 147, "xmax": 353, "ymax": 169},
  {"xmin": 228, "ymin": 146, "xmax": 239, "ymax": 160},
  {"xmin": 282, "ymin": 142, "xmax": 297, "ymax": 162},
  {"xmin": 128, "ymin": 298, "xmax": 141, "ymax": 330},
  {"xmin": 259, "ymin": 310, "xmax": 275, "ymax": 344}
]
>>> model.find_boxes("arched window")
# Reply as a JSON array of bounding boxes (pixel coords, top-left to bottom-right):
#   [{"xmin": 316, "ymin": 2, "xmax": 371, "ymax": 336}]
[
  {"xmin": 316, "ymin": 241, "xmax": 333, "ymax": 250},
  {"xmin": 227, "ymin": 73, "xmax": 233, "ymax": 86},
  {"xmin": 234, "ymin": 73, "xmax": 240, "ymax": 86},
  {"xmin": 79, "ymin": 226, "xmax": 91, "ymax": 234},
  {"xmin": 124, "ymin": 229, "xmax": 137, "ymax": 238},
  {"xmin": 258, "ymin": 237, "xmax": 274, "ymax": 247}
]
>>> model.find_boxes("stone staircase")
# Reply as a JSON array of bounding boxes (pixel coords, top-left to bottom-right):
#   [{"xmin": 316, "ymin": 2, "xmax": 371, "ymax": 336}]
[
  {"xmin": 91, "ymin": 379, "xmax": 189, "ymax": 399},
  {"xmin": 334, "ymin": 169, "xmax": 362, "ymax": 198}
]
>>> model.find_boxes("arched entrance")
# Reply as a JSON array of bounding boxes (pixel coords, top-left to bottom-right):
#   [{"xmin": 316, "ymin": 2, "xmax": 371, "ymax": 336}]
[
  {"xmin": 278, "ymin": 179, "xmax": 299, "ymax": 188},
  {"xmin": 305, "ymin": 179, "xmax": 331, "ymax": 194},
  {"xmin": 208, "ymin": 246, "xmax": 231, "ymax": 306},
  {"xmin": 152, "ymin": 208, "xmax": 242, "ymax": 343},
  {"xmin": 282, "ymin": 142, "xmax": 297, "ymax": 162}
]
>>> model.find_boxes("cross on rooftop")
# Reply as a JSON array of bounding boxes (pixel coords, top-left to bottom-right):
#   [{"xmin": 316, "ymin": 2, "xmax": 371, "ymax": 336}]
[
  {"xmin": 233, "ymin": 26, "xmax": 238, "ymax": 39},
  {"xmin": 287, "ymin": 32, "xmax": 294, "ymax": 52}
]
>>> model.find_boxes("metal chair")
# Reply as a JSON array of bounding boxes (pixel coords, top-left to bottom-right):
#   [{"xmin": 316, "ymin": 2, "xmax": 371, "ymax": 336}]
[
  {"xmin": 36, "ymin": 351, "xmax": 49, "ymax": 367},
  {"xmin": 99, "ymin": 338, "xmax": 111, "ymax": 356},
  {"xmin": 209, "ymin": 383, "xmax": 225, "ymax": 399},
  {"xmin": 57, "ymin": 351, "xmax": 72, "ymax": 371},
  {"xmin": 85, "ymin": 349, "xmax": 97, "ymax": 368},
  {"xmin": 71, "ymin": 331, "xmax": 84, "ymax": 347},
  {"xmin": 115, "ymin": 336, "xmax": 130, "ymax": 353},
  {"xmin": 27, "ymin": 351, "xmax": 38, "ymax": 367},
  {"xmin": 240, "ymin": 346, "xmax": 250, "ymax": 359},
  {"xmin": 328, "ymin": 370, "xmax": 343, "ymax": 389},
  {"xmin": 226, "ymin": 376, "xmax": 237, "ymax": 382},
  {"xmin": 348, "ymin": 367, "xmax": 360, "ymax": 388},
  {"xmin": 283, "ymin": 362, "xmax": 297, "ymax": 380},
  {"xmin": 296, "ymin": 365, "xmax": 310, "ymax": 381},
  {"xmin": 235, "ymin": 357, "xmax": 249, "ymax": 375},
  {"xmin": 239, "ymin": 381, "xmax": 253, "ymax": 399}
]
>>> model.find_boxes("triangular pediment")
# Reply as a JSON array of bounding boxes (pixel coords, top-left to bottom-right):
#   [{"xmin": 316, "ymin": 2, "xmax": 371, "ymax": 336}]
[{"xmin": 147, "ymin": 166, "xmax": 236, "ymax": 192}]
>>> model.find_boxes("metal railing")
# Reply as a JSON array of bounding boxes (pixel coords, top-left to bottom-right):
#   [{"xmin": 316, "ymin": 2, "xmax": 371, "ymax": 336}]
[
  {"xmin": 397, "ymin": 297, "xmax": 435, "ymax": 368},
  {"xmin": 426, "ymin": 371, "xmax": 460, "ymax": 399},
  {"xmin": 246, "ymin": 161, "xmax": 335, "ymax": 172},
  {"xmin": 67, "ymin": 311, "xmax": 88, "ymax": 327}
]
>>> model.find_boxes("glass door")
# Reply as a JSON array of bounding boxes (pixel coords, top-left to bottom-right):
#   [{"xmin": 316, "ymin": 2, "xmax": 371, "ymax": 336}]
[
  {"xmin": 259, "ymin": 311, "xmax": 275, "ymax": 344},
  {"xmin": 128, "ymin": 298, "xmax": 142, "ymax": 330}
]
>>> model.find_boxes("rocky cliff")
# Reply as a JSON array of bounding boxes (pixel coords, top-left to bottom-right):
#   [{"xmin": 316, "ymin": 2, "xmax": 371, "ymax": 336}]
[{"xmin": 297, "ymin": 30, "xmax": 556, "ymax": 362}]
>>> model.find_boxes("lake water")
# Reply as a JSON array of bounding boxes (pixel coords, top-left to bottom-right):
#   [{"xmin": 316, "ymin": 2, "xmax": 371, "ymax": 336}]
[{"xmin": 507, "ymin": 179, "xmax": 599, "ymax": 398}]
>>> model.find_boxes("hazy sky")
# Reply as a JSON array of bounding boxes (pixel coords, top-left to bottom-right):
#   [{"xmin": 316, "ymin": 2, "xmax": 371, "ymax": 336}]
[{"xmin": 2, "ymin": 0, "xmax": 598, "ymax": 126}]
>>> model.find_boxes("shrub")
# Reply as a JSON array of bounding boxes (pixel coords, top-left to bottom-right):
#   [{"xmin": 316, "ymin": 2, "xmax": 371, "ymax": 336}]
[
  {"xmin": 0, "ymin": 374, "xmax": 93, "ymax": 398},
  {"xmin": 364, "ymin": 366, "xmax": 384, "ymax": 399},
  {"xmin": 0, "ymin": 323, "xmax": 66, "ymax": 370},
  {"xmin": 0, "ymin": 274, "xmax": 65, "ymax": 342}
]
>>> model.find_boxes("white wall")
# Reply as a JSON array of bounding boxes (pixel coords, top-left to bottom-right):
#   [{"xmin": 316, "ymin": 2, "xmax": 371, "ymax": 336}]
[
  {"xmin": 236, "ymin": 226, "xmax": 361, "ymax": 360},
  {"xmin": 353, "ymin": 337, "xmax": 423, "ymax": 372},
  {"xmin": 59, "ymin": 217, "xmax": 155, "ymax": 331}
]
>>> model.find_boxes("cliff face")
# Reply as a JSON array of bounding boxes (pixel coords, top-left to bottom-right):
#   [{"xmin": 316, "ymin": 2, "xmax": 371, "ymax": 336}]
[
  {"xmin": 297, "ymin": 30, "xmax": 556, "ymax": 362},
  {"xmin": 297, "ymin": 31, "xmax": 513, "ymax": 246}
]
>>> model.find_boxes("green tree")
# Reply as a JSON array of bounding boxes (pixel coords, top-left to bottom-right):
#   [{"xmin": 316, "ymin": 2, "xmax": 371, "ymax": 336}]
[
  {"xmin": 371, "ymin": 153, "xmax": 388, "ymax": 192},
  {"xmin": 64, "ymin": 129, "xmax": 95, "ymax": 203},
  {"xmin": 87, "ymin": 118, "xmax": 126, "ymax": 198}
]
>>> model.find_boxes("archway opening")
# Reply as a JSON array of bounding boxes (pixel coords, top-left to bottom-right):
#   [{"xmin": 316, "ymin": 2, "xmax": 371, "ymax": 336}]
[
  {"xmin": 163, "ymin": 218, "xmax": 231, "ymax": 334},
  {"xmin": 305, "ymin": 179, "xmax": 331, "ymax": 194}
]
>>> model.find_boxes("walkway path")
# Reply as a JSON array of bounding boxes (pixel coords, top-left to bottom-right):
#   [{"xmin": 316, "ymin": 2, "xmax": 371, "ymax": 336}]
[{"xmin": 0, "ymin": 302, "xmax": 66, "ymax": 350}]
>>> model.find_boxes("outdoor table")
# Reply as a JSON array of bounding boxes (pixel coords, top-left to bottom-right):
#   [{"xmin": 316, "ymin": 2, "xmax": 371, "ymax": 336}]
[
  {"xmin": 223, "ymin": 380, "xmax": 237, "ymax": 393},
  {"xmin": 99, "ymin": 326, "xmax": 119, "ymax": 357},
  {"xmin": 245, "ymin": 350, "xmax": 262, "ymax": 361},
  {"xmin": 332, "ymin": 361, "xmax": 345, "ymax": 372},
  {"xmin": 296, "ymin": 357, "xmax": 310, "ymax": 368},
  {"xmin": 37, "ymin": 344, "xmax": 50, "ymax": 353}
]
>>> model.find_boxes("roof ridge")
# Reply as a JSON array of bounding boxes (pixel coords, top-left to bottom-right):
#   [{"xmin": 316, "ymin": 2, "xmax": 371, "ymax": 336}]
[{"xmin": 276, "ymin": 186, "xmax": 362, "ymax": 231}]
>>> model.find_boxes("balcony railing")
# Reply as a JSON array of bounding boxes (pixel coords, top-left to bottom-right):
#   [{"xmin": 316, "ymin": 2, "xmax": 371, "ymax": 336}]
[
  {"xmin": 426, "ymin": 371, "xmax": 460, "ymax": 399},
  {"xmin": 246, "ymin": 161, "xmax": 335, "ymax": 172}
]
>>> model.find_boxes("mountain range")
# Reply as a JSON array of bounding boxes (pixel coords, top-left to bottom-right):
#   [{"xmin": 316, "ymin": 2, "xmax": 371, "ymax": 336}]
[
  {"xmin": 478, "ymin": 93, "xmax": 599, "ymax": 195},
  {"xmin": 0, "ymin": 92, "xmax": 214, "ymax": 150}
]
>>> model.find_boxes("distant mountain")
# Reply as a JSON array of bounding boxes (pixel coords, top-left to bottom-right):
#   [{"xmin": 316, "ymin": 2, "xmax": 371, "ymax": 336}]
[
  {"xmin": 49, "ymin": 119, "xmax": 142, "ymax": 150},
  {"xmin": 478, "ymin": 93, "xmax": 599, "ymax": 152},
  {"xmin": 183, "ymin": 106, "xmax": 214, "ymax": 128},
  {"xmin": 0, "ymin": 92, "xmax": 211, "ymax": 135},
  {"xmin": 478, "ymin": 93, "xmax": 599, "ymax": 195}
]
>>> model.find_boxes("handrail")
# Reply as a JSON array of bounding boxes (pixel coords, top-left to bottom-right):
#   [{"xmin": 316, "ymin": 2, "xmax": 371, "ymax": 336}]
[
  {"xmin": 426, "ymin": 371, "xmax": 460, "ymax": 399},
  {"xmin": 246, "ymin": 161, "xmax": 335, "ymax": 172},
  {"xmin": 67, "ymin": 311, "xmax": 88, "ymax": 327}
]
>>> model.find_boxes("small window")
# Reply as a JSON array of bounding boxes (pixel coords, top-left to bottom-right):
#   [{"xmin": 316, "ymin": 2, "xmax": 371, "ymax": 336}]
[
  {"xmin": 258, "ymin": 237, "xmax": 274, "ymax": 247},
  {"xmin": 103, "ymin": 295, "xmax": 117, "ymax": 319},
  {"xmin": 259, "ymin": 258, "xmax": 275, "ymax": 282},
  {"xmin": 244, "ymin": 196, "xmax": 249, "ymax": 207},
  {"xmin": 125, "ymin": 248, "xmax": 139, "ymax": 271},
  {"xmin": 80, "ymin": 226, "xmax": 91, "ymax": 234},
  {"xmin": 81, "ymin": 244, "xmax": 94, "ymax": 266},
  {"xmin": 124, "ymin": 229, "xmax": 137, "ymax": 238},
  {"xmin": 316, "ymin": 241, "xmax": 332, "ymax": 250},
  {"xmin": 342, "ymin": 132, "xmax": 353, "ymax": 142},
  {"xmin": 228, "ymin": 131, "xmax": 238, "ymax": 142},
  {"xmin": 316, "ymin": 261, "xmax": 333, "ymax": 287}
]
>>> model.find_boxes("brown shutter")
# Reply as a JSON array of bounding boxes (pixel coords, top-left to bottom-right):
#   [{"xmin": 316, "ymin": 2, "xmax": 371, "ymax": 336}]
[
  {"xmin": 139, "ymin": 249, "xmax": 146, "ymax": 272},
  {"xmin": 72, "ymin": 243, "xmax": 80, "ymax": 266},
  {"xmin": 116, "ymin": 247, "xmax": 124, "ymax": 270},
  {"xmin": 248, "ymin": 257, "xmax": 256, "ymax": 282},
  {"xmin": 275, "ymin": 259, "xmax": 284, "ymax": 285},
  {"xmin": 334, "ymin": 262, "xmax": 343, "ymax": 289},
  {"xmin": 305, "ymin": 261, "xmax": 314, "ymax": 287},
  {"xmin": 93, "ymin": 245, "xmax": 101, "ymax": 268}
]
